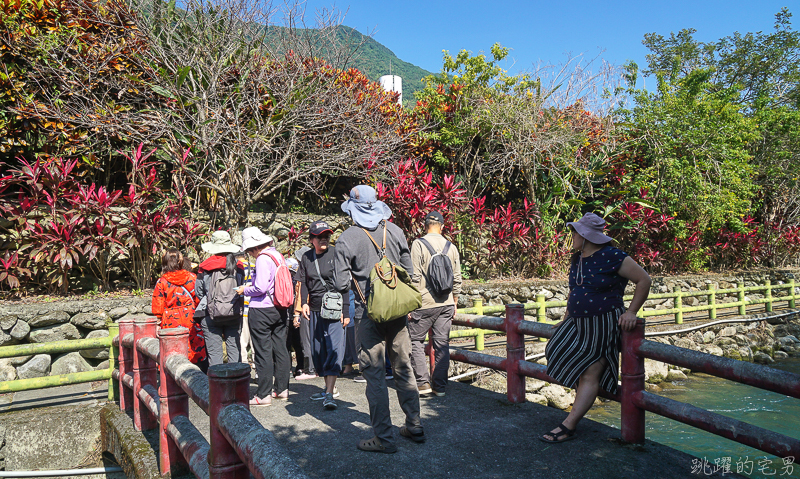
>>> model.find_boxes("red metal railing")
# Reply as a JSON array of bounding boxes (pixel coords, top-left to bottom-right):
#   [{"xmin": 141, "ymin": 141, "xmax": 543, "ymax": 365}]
[
  {"xmin": 450, "ymin": 304, "xmax": 800, "ymax": 458},
  {"xmin": 113, "ymin": 315, "xmax": 308, "ymax": 479}
]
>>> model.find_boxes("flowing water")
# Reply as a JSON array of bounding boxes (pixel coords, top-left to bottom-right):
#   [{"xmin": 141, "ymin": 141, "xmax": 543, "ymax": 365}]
[{"xmin": 585, "ymin": 359, "xmax": 800, "ymax": 478}]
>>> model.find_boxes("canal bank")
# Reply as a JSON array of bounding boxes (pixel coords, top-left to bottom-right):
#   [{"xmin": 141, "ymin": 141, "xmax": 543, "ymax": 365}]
[{"xmin": 585, "ymin": 358, "xmax": 800, "ymax": 479}]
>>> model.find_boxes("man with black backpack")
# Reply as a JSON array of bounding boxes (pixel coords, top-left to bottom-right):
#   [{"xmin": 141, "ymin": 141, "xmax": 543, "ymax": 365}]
[{"xmin": 409, "ymin": 211, "xmax": 462, "ymax": 397}]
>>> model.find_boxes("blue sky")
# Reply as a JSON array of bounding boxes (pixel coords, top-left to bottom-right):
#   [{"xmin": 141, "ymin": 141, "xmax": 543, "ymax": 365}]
[{"xmin": 298, "ymin": 0, "xmax": 793, "ymax": 86}]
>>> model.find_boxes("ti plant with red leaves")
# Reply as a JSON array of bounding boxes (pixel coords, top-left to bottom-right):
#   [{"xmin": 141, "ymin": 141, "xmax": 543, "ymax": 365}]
[
  {"xmin": 376, "ymin": 159, "xmax": 467, "ymax": 240},
  {"xmin": 0, "ymin": 252, "xmax": 28, "ymax": 290},
  {"xmin": 119, "ymin": 144, "xmax": 205, "ymax": 289}
]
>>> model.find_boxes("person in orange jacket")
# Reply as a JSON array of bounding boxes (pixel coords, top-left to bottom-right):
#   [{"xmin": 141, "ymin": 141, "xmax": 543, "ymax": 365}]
[{"xmin": 152, "ymin": 248, "xmax": 208, "ymax": 372}]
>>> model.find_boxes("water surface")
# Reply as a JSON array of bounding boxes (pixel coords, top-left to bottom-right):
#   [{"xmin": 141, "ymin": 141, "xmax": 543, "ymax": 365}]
[{"xmin": 586, "ymin": 359, "xmax": 800, "ymax": 479}]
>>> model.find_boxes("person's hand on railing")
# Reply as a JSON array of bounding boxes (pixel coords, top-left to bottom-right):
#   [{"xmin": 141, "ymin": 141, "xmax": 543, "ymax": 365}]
[{"xmin": 618, "ymin": 310, "xmax": 638, "ymax": 331}]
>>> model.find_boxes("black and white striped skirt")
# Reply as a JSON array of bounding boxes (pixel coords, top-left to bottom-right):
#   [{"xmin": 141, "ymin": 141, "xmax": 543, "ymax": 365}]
[{"xmin": 545, "ymin": 306, "xmax": 623, "ymax": 395}]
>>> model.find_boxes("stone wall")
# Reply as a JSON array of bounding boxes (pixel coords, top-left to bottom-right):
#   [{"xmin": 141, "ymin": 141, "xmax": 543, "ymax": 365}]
[
  {"xmin": 458, "ymin": 269, "xmax": 800, "ymax": 317},
  {"xmin": 0, "ymin": 297, "xmax": 151, "ymax": 382}
]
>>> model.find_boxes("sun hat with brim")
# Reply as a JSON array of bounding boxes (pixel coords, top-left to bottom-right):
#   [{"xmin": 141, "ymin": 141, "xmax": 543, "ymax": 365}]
[
  {"xmin": 341, "ymin": 185, "xmax": 392, "ymax": 229},
  {"xmin": 240, "ymin": 227, "xmax": 274, "ymax": 252},
  {"xmin": 566, "ymin": 212, "xmax": 613, "ymax": 244},
  {"xmin": 201, "ymin": 230, "xmax": 241, "ymax": 255}
]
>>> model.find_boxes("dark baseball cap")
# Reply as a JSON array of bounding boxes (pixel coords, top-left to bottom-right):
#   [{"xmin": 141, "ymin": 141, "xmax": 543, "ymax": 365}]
[
  {"xmin": 425, "ymin": 211, "xmax": 444, "ymax": 223},
  {"xmin": 309, "ymin": 220, "xmax": 333, "ymax": 236}
]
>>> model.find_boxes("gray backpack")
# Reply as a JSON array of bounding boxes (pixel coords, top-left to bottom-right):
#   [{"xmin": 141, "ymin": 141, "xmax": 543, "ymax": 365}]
[{"xmin": 207, "ymin": 269, "xmax": 242, "ymax": 325}]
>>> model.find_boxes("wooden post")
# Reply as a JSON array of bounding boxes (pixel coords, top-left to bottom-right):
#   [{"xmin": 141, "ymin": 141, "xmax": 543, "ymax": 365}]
[
  {"xmin": 707, "ymin": 283, "xmax": 716, "ymax": 320},
  {"xmin": 790, "ymin": 279, "xmax": 796, "ymax": 309},
  {"xmin": 673, "ymin": 286, "xmax": 683, "ymax": 324}
]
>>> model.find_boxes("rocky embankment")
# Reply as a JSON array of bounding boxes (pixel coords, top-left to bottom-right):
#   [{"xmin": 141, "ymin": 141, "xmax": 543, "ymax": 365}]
[
  {"xmin": 461, "ymin": 317, "xmax": 800, "ymax": 410},
  {"xmin": 0, "ymin": 298, "xmax": 151, "ymax": 382}
]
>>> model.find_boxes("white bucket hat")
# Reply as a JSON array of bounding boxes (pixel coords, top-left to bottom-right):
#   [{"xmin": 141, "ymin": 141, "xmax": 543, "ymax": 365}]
[
  {"xmin": 201, "ymin": 230, "xmax": 241, "ymax": 255},
  {"xmin": 240, "ymin": 227, "xmax": 274, "ymax": 252}
]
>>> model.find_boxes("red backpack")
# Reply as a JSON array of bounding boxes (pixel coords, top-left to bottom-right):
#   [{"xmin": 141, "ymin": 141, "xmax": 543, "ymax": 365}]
[{"xmin": 263, "ymin": 250, "xmax": 294, "ymax": 309}]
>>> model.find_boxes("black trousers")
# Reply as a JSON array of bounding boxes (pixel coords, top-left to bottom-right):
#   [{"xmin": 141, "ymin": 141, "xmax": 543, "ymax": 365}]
[{"xmin": 248, "ymin": 306, "xmax": 290, "ymax": 399}]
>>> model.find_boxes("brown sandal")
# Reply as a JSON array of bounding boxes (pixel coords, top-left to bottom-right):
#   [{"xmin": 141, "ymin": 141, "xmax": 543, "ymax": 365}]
[{"xmin": 357, "ymin": 436, "xmax": 398, "ymax": 454}]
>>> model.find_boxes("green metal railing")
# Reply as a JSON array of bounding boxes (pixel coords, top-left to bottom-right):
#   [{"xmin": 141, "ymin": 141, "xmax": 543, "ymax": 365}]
[
  {"xmin": 0, "ymin": 320, "xmax": 119, "ymax": 400},
  {"xmin": 452, "ymin": 279, "xmax": 799, "ymax": 349}
]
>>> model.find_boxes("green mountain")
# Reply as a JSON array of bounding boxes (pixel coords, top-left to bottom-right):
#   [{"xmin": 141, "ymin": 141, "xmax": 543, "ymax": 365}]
[{"xmin": 335, "ymin": 25, "xmax": 433, "ymax": 107}]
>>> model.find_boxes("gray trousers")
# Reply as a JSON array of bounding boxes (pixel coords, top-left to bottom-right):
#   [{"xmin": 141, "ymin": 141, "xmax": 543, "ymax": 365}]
[
  {"xmin": 300, "ymin": 311, "xmax": 316, "ymax": 374},
  {"xmin": 354, "ymin": 302, "xmax": 422, "ymax": 446},
  {"xmin": 200, "ymin": 317, "xmax": 242, "ymax": 366},
  {"xmin": 408, "ymin": 305, "xmax": 454, "ymax": 392}
]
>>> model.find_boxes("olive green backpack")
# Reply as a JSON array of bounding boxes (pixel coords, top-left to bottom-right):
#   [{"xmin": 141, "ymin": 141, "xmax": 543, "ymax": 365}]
[{"xmin": 353, "ymin": 223, "xmax": 421, "ymax": 322}]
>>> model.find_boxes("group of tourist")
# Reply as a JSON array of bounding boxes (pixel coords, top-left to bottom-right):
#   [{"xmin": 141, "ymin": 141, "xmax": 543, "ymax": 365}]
[{"xmin": 151, "ymin": 183, "xmax": 652, "ymax": 452}]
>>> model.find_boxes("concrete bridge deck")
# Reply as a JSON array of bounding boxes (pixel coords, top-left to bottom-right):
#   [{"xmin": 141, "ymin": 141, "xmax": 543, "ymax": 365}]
[
  {"xmin": 196, "ymin": 374, "xmax": 740, "ymax": 479},
  {"xmin": 1, "ymin": 374, "xmax": 746, "ymax": 479}
]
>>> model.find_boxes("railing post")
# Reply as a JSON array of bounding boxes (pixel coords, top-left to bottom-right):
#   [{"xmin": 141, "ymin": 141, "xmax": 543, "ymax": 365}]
[
  {"xmin": 504, "ymin": 304, "xmax": 525, "ymax": 404},
  {"xmin": 208, "ymin": 363, "xmax": 251, "ymax": 479},
  {"xmin": 673, "ymin": 286, "xmax": 683, "ymax": 324},
  {"xmin": 536, "ymin": 294, "xmax": 547, "ymax": 342},
  {"xmin": 790, "ymin": 279, "xmax": 796, "ymax": 309},
  {"xmin": 473, "ymin": 298, "xmax": 484, "ymax": 316},
  {"xmin": 133, "ymin": 316, "xmax": 158, "ymax": 431},
  {"xmin": 738, "ymin": 282, "xmax": 746, "ymax": 316},
  {"xmin": 118, "ymin": 316, "xmax": 135, "ymax": 413},
  {"xmin": 158, "ymin": 327, "xmax": 191, "ymax": 476},
  {"xmin": 620, "ymin": 319, "xmax": 645, "ymax": 444},
  {"xmin": 707, "ymin": 283, "xmax": 716, "ymax": 320},
  {"xmin": 107, "ymin": 319, "xmax": 119, "ymax": 402},
  {"xmin": 765, "ymin": 279, "xmax": 773, "ymax": 313},
  {"xmin": 473, "ymin": 299, "xmax": 485, "ymax": 350}
]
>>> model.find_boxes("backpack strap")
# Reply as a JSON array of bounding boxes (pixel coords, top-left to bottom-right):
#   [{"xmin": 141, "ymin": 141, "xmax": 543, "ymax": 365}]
[
  {"xmin": 442, "ymin": 241, "xmax": 451, "ymax": 255},
  {"xmin": 418, "ymin": 237, "xmax": 437, "ymax": 256},
  {"xmin": 359, "ymin": 221, "xmax": 387, "ymax": 257}
]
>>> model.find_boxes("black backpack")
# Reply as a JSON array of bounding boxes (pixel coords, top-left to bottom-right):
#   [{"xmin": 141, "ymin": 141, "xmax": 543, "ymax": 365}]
[{"xmin": 418, "ymin": 237, "xmax": 454, "ymax": 297}]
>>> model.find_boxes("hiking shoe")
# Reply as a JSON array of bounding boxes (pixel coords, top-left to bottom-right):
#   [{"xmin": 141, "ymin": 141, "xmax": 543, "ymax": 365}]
[
  {"xmin": 400, "ymin": 426, "xmax": 426, "ymax": 443},
  {"xmin": 295, "ymin": 372, "xmax": 317, "ymax": 380},
  {"xmin": 417, "ymin": 383, "xmax": 432, "ymax": 395},
  {"xmin": 385, "ymin": 372, "xmax": 394, "ymax": 380},
  {"xmin": 353, "ymin": 375, "xmax": 367, "ymax": 383},
  {"xmin": 311, "ymin": 388, "xmax": 339, "ymax": 400},
  {"xmin": 323, "ymin": 393, "xmax": 338, "ymax": 410},
  {"xmin": 432, "ymin": 389, "xmax": 446, "ymax": 397},
  {"xmin": 357, "ymin": 436, "xmax": 397, "ymax": 454}
]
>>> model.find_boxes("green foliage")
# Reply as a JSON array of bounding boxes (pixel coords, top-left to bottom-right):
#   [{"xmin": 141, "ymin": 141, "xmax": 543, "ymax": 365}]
[{"xmin": 620, "ymin": 67, "xmax": 759, "ymax": 237}]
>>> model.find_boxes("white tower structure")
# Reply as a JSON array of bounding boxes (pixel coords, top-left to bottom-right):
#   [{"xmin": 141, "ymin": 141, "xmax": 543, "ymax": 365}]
[{"xmin": 379, "ymin": 75, "xmax": 402, "ymax": 105}]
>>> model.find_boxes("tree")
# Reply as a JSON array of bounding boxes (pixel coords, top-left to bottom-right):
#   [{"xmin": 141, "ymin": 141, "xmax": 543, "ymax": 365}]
[
  {"xmin": 128, "ymin": 0, "xmax": 419, "ymax": 226},
  {"xmin": 414, "ymin": 44, "xmax": 622, "ymax": 226},
  {"xmin": 642, "ymin": 8, "xmax": 799, "ymax": 108}
]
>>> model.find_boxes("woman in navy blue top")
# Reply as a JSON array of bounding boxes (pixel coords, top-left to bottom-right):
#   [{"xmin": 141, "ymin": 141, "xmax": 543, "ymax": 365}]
[{"xmin": 542, "ymin": 213, "xmax": 651, "ymax": 443}]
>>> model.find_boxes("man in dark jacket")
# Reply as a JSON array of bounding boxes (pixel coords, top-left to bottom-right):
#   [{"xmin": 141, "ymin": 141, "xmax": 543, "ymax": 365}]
[{"xmin": 333, "ymin": 185, "xmax": 425, "ymax": 453}]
